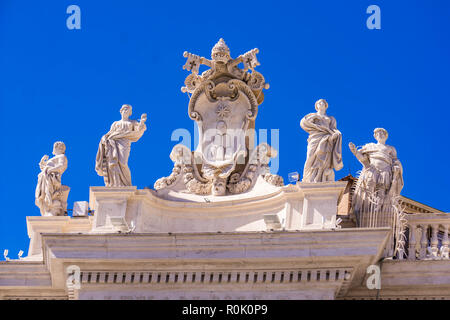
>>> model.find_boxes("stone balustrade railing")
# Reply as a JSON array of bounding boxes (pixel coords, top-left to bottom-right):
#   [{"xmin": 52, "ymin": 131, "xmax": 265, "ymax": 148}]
[{"xmin": 405, "ymin": 213, "xmax": 450, "ymax": 261}]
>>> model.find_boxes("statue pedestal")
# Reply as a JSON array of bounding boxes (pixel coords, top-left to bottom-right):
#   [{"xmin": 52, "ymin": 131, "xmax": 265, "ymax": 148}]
[
  {"xmin": 26, "ymin": 216, "xmax": 92, "ymax": 257},
  {"xmin": 25, "ymin": 181, "xmax": 346, "ymax": 260},
  {"xmin": 297, "ymin": 181, "xmax": 347, "ymax": 229},
  {"xmin": 87, "ymin": 180, "xmax": 346, "ymax": 234},
  {"xmin": 89, "ymin": 186, "xmax": 137, "ymax": 233}
]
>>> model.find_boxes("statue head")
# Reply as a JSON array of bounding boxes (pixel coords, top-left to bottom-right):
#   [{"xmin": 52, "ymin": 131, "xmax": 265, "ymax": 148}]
[
  {"xmin": 212, "ymin": 178, "xmax": 227, "ymax": 196},
  {"xmin": 120, "ymin": 104, "xmax": 132, "ymax": 119},
  {"xmin": 373, "ymin": 128, "xmax": 388, "ymax": 144},
  {"xmin": 53, "ymin": 141, "xmax": 66, "ymax": 155},
  {"xmin": 211, "ymin": 38, "xmax": 231, "ymax": 63},
  {"xmin": 314, "ymin": 99, "xmax": 328, "ymax": 114}
]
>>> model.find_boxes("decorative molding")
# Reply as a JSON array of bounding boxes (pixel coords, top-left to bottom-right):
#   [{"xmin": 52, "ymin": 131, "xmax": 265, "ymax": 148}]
[{"xmin": 77, "ymin": 268, "xmax": 353, "ymax": 289}]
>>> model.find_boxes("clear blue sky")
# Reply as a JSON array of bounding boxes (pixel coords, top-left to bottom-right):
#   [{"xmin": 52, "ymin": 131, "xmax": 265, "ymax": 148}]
[{"xmin": 1, "ymin": 0, "xmax": 449, "ymax": 259}]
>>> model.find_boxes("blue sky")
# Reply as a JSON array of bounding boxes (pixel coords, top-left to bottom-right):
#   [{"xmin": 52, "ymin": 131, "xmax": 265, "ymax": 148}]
[{"xmin": 1, "ymin": 0, "xmax": 449, "ymax": 259}]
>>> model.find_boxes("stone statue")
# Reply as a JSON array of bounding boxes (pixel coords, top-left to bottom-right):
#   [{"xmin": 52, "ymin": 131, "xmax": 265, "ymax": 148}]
[
  {"xmin": 95, "ymin": 104, "xmax": 147, "ymax": 187},
  {"xmin": 155, "ymin": 38, "xmax": 283, "ymax": 196},
  {"xmin": 349, "ymin": 128, "xmax": 404, "ymax": 221},
  {"xmin": 35, "ymin": 141, "xmax": 70, "ymax": 216},
  {"xmin": 300, "ymin": 99, "xmax": 343, "ymax": 183}
]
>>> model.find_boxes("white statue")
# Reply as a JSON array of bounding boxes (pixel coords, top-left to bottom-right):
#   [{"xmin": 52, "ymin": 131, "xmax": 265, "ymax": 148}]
[
  {"xmin": 35, "ymin": 141, "xmax": 70, "ymax": 216},
  {"xmin": 349, "ymin": 128, "xmax": 404, "ymax": 220},
  {"xmin": 300, "ymin": 99, "xmax": 343, "ymax": 183},
  {"xmin": 95, "ymin": 104, "xmax": 147, "ymax": 187}
]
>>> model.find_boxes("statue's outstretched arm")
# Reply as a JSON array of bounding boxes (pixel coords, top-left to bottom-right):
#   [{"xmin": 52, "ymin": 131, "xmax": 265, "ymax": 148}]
[
  {"xmin": 39, "ymin": 155, "xmax": 49, "ymax": 171},
  {"xmin": 137, "ymin": 113, "xmax": 147, "ymax": 131},
  {"xmin": 349, "ymin": 143, "xmax": 370, "ymax": 167}
]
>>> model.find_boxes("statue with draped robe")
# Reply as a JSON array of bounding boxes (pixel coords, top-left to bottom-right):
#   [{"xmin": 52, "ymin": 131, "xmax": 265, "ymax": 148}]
[
  {"xmin": 95, "ymin": 104, "xmax": 147, "ymax": 187},
  {"xmin": 349, "ymin": 128, "xmax": 404, "ymax": 223},
  {"xmin": 300, "ymin": 99, "xmax": 343, "ymax": 183},
  {"xmin": 35, "ymin": 141, "xmax": 69, "ymax": 216}
]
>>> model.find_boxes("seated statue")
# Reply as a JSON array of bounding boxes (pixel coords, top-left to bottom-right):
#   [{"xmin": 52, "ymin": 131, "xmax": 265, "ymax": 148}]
[
  {"xmin": 95, "ymin": 104, "xmax": 147, "ymax": 187},
  {"xmin": 35, "ymin": 141, "xmax": 69, "ymax": 216},
  {"xmin": 349, "ymin": 128, "xmax": 404, "ymax": 223},
  {"xmin": 300, "ymin": 99, "xmax": 343, "ymax": 182}
]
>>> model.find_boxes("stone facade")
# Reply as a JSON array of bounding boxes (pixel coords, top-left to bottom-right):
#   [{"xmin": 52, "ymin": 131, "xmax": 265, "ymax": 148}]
[
  {"xmin": 1, "ymin": 39, "xmax": 449, "ymax": 300},
  {"xmin": 1, "ymin": 181, "xmax": 449, "ymax": 300}
]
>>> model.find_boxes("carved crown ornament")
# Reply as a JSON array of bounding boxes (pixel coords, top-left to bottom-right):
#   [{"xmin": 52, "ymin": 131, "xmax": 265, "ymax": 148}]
[{"xmin": 181, "ymin": 38, "xmax": 270, "ymax": 119}]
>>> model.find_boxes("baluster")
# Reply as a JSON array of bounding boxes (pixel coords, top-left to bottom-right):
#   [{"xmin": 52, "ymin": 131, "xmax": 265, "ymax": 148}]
[
  {"xmin": 419, "ymin": 225, "xmax": 428, "ymax": 260},
  {"xmin": 408, "ymin": 224, "xmax": 417, "ymax": 260},
  {"xmin": 430, "ymin": 224, "xmax": 439, "ymax": 259},
  {"xmin": 441, "ymin": 225, "xmax": 449, "ymax": 260}
]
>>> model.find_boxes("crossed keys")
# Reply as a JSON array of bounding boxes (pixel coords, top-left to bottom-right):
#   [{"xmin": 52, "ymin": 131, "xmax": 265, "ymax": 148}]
[
  {"xmin": 182, "ymin": 48, "xmax": 261, "ymax": 75},
  {"xmin": 242, "ymin": 48, "xmax": 260, "ymax": 71},
  {"xmin": 182, "ymin": 52, "xmax": 201, "ymax": 75}
]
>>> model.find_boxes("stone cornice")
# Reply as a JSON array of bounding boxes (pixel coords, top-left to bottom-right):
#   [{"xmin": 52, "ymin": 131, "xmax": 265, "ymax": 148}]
[
  {"xmin": 35, "ymin": 229, "xmax": 391, "ymax": 298},
  {"xmin": 41, "ymin": 229, "xmax": 390, "ymax": 264},
  {"xmin": 344, "ymin": 260, "xmax": 450, "ymax": 299},
  {"xmin": 4, "ymin": 229, "xmax": 450, "ymax": 300}
]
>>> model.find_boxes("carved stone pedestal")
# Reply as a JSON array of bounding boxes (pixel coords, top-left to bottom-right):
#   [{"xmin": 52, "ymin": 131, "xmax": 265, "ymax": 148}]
[
  {"xmin": 26, "ymin": 216, "xmax": 92, "ymax": 257},
  {"xmin": 86, "ymin": 180, "xmax": 346, "ymax": 234},
  {"xmin": 89, "ymin": 186, "xmax": 137, "ymax": 233},
  {"xmin": 297, "ymin": 181, "xmax": 347, "ymax": 229}
]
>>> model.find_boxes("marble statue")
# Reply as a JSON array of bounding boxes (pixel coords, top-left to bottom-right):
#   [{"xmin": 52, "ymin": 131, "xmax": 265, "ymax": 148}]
[
  {"xmin": 95, "ymin": 104, "xmax": 147, "ymax": 187},
  {"xmin": 349, "ymin": 128, "xmax": 404, "ymax": 221},
  {"xmin": 35, "ymin": 141, "xmax": 70, "ymax": 216},
  {"xmin": 155, "ymin": 38, "xmax": 283, "ymax": 196},
  {"xmin": 300, "ymin": 99, "xmax": 343, "ymax": 183}
]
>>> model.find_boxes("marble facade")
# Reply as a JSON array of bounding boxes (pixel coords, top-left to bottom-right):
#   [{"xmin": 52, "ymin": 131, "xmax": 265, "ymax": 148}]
[{"xmin": 1, "ymin": 39, "xmax": 449, "ymax": 300}]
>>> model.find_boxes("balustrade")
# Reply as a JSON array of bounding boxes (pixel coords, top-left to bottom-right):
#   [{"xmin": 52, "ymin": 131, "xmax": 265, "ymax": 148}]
[{"xmin": 405, "ymin": 213, "xmax": 449, "ymax": 260}]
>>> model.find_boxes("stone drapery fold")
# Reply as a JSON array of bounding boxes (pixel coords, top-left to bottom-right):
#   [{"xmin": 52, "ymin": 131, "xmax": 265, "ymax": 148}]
[{"xmin": 300, "ymin": 113, "xmax": 343, "ymax": 182}]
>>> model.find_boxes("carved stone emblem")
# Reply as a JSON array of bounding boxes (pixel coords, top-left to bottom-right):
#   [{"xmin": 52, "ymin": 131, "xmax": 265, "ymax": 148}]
[{"xmin": 155, "ymin": 39, "xmax": 282, "ymax": 196}]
